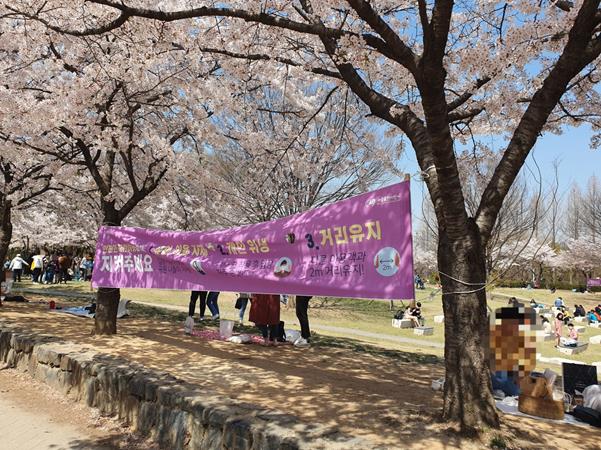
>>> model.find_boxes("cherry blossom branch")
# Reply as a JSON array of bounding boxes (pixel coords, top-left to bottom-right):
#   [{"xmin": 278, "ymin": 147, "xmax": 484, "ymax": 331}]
[
  {"xmin": 345, "ymin": 0, "xmax": 419, "ymax": 73},
  {"xmin": 476, "ymin": 0, "xmax": 601, "ymax": 242},
  {"xmin": 196, "ymin": 46, "xmax": 342, "ymax": 80}
]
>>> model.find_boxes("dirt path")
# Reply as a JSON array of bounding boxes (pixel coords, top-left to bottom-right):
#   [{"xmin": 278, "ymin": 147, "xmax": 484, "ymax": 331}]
[
  {"xmin": 0, "ymin": 388, "xmax": 93, "ymax": 450},
  {"xmin": 0, "ymin": 368, "xmax": 156, "ymax": 450}
]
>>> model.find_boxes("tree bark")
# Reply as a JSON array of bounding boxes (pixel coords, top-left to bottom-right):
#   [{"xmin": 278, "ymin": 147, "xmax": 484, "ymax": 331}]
[
  {"xmin": 94, "ymin": 205, "xmax": 121, "ymax": 335},
  {"xmin": 0, "ymin": 199, "xmax": 13, "ymax": 283},
  {"xmin": 439, "ymin": 221, "xmax": 498, "ymax": 430}
]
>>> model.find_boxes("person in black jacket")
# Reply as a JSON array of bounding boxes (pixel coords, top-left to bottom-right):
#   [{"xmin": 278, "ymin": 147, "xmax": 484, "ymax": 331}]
[
  {"xmin": 188, "ymin": 291, "xmax": 208, "ymax": 320},
  {"xmin": 295, "ymin": 295, "xmax": 312, "ymax": 347}
]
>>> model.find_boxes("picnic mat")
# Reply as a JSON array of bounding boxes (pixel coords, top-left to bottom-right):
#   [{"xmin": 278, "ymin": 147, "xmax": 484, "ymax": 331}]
[
  {"xmin": 189, "ymin": 329, "xmax": 287, "ymax": 345},
  {"xmin": 52, "ymin": 307, "xmax": 95, "ymax": 319},
  {"xmin": 496, "ymin": 399, "xmax": 588, "ymax": 427}
]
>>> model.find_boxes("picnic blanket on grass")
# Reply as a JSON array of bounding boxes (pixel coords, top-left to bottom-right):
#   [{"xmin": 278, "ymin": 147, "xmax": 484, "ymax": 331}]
[
  {"xmin": 54, "ymin": 306, "xmax": 95, "ymax": 319},
  {"xmin": 190, "ymin": 329, "xmax": 265, "ymax": 344},
  {"xmin": 52, "ymin": 300, "xmax": 131, "ymax": 319},
  {"xmin": 496, "ymin": 399, "xmax": 588, "ymax": 427}
]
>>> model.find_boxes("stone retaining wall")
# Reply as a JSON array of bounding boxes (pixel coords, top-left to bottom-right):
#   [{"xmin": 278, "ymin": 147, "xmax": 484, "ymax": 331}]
[{"xmin": 0, "ymin": 321, "xmax": 369, "ymax": 449}]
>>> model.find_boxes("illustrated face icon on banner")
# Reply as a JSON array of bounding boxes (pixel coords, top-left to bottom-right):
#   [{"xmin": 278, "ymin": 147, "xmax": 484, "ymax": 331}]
[
  {"xmin": 374, "ymin": 247, "xmax": 401, "ymax": 277},
  {"xmin": 190, "ymin": 259, "xmax": 206, "ymax": 275},
  {"xmin": 274, "ymin": 257, "xmax": 293, "ymax": 278}
]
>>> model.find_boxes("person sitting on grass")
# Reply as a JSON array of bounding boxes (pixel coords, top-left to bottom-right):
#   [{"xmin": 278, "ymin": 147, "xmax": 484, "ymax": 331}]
[
  {"xmin": 540, "ymin": 316, "xmax": 552, "ymax": 335},
  {"xmin": 405, "ymin": 302, "xmax": 423, "ymax": 327},
  {"xmin": 507, "ymin": 297, "xmax": 524, "ymax": 307},
  {"xmin": 588, "ymin": 310, "xmax": 599, "ymax": 323},
  {"xmin": 568, "ymin": 323, "xmax": 579, "ymax": 341},
  {"xmin": 562, "ymin": 307, "xmax": 573, "ymax": 325}
]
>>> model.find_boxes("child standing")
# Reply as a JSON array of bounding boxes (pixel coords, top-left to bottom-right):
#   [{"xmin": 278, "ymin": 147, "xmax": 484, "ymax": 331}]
[{"xmin": 554, "ymin": 312, "xmax": 564, "ymax": 347}]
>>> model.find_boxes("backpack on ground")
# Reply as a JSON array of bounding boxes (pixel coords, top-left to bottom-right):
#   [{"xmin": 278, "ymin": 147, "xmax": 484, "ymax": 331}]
[
  {"xmin": 275, "ymin": 321, "xmax": 286, "ymax": 342},
  {"xmin": 570, "ymin": 406, "xmax": 601, "ymax": 427},
  {"xmin": 394, "ymin": 308, "xmax": 406, "ymax": 320}
]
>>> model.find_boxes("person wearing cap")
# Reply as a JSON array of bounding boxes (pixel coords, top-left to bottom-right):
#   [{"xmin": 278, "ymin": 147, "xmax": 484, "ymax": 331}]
[{"xmin": 9, "ymin": 254, "xmax": 29, "ymax": 282}]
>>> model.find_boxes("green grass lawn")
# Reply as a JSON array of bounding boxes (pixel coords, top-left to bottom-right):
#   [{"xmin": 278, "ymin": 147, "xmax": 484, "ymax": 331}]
[{"xmin": 13, "ymin": 280, "xmax": 601, "ymax": 367}]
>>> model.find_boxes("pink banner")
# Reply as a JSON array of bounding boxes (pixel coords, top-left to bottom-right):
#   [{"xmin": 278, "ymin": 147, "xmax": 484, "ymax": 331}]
[
  {"xmin": 588, "ymin": 278, "xmax": 601, "ymax": 287},
  {"xmin": 92, "ymin": 181, "xmax": 414, "ymax": 299}
]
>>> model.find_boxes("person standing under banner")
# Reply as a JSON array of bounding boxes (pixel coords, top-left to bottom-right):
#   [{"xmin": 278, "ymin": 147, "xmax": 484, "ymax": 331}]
[
  {"xmin": 188, "ymin": 290, "xmax": 208, "ymax": 321},
  {"xmin": 295, "ymin": 295, "xmax": 312, "ymax": 347},
  {"xmin": 236, "ymin": 292, "xmax": 251, "ymax": 324},
  {"xmin": 250, "ymin": 293, "xmax": 281, "ymax": 346},
  {"xmin": 207, "ymin": 291, "xmax": 220, "ymax": 320}
]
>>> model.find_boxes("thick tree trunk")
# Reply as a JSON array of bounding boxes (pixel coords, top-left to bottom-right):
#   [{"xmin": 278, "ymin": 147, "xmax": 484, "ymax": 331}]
[
  {"xmin": 439, "ymin": 222, "xmax": 499, "ymax": 431},
  {"xmin": 94, "ymin": 205, "xmax": 121, "ymax": 335},
  {"xmin": 0, "ymin": 200, "xmax": 13, "ymax": 283},
  {"xmin": 94, "ymin": 287, "xmax": 120, "ymax": 334}
]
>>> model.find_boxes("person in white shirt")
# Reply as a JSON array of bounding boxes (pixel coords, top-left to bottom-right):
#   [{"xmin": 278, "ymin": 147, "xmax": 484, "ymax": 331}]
[
  {"xmin": 9, "ymin": 254, "xmax": 29, "ymax": 282},
  {"xmin": 31, "ymin": 252, "xmax": 45, "ymax": 284}
]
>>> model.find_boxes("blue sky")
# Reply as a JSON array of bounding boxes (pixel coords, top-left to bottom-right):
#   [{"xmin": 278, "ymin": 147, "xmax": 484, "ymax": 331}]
[{"xmin": 397, "ymin": 124, "xmax": 600, "ymax": 222}]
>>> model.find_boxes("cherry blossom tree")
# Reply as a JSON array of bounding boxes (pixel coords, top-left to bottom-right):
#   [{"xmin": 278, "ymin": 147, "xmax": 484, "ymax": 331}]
[
  {"xmin": 562, "ymin": 237, "xmax": 601, "ymax": 280},
  {"xmin": 8, "ymin": 0, "xmax": 601, "ymax": 430},
  {"xmin": 0, "ymin": 148, "xmax": 57, "ymax": 277},
  {"xmin": 0, "ymin": 22, "xmax": 59, "ymax": 279},
  {"xmin": 203, "ymin": 84, "xmax": 399, "ymax": 225},
  {"xmin": 0, "ymin": 14, "xmax": 217, "ymax": 334}
]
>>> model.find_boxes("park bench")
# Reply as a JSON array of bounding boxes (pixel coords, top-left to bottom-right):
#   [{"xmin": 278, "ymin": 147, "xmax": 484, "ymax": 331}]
[
  {"xmin": 392, "ymin": 318, "xmax": 413, "ymax": 329},
  {"xmin": 557, "ymin": 343, "xmax": 588, "ymax": 355},
  {"xmin": 414, "ymin": 327, "xmax": 434, "ymax": 336},
  {"xmin": 589, "ymin": 335, "xmax": 601, "ymax": 345}
]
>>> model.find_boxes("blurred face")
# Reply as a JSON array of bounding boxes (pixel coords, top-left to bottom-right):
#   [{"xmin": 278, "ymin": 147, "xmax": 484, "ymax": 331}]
[{"xmin": 490, "ymin": 307, "xmax": 539, "ymax": 378}]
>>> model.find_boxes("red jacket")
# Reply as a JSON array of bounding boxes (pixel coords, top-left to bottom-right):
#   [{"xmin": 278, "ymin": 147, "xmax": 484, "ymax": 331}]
[{"xmin": 249, "ymin": 294, "xmax": 280, "ymax": 325}]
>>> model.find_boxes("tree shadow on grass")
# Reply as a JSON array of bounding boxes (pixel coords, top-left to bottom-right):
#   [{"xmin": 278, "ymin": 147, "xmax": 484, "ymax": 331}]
[{"xmin": 129, "ymin": 302, "xmax": 443, "ymax": 365}]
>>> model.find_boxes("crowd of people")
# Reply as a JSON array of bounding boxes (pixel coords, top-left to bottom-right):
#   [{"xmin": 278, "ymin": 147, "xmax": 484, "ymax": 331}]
[
  {"xmin": 3, "ymin": 250, "xmax": 94, "ymax": 284},
  {"xmin": 188, "ymin": 291, "xmax": 312, "ymax": 348},
  {"xmin": 506, "ymin": 295, "xmax": 599, "ymax": 348}
]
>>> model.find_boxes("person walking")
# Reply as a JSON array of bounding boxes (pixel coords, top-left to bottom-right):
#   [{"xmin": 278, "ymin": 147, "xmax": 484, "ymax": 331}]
[
  {"xmin": 31, "ymin": 251, "xmax": 45, "ymax": 284},
  {"xmin": 295, "ymin": 295, "xmax": 313, "ymax": 347},
  {"xmin": 206, "ymin": 291, "xmax": 220, "ymax": 319},
  {"xmin": 188, "ymin": 290, "xmax": 208, "ymax": 320},
  {"xmin": 79, "ymin": 256, "xmax": 88, "ymax": 281},
  {"xmin": 9, "ymin": 254, "xmax": 29, "ymax": 282}
]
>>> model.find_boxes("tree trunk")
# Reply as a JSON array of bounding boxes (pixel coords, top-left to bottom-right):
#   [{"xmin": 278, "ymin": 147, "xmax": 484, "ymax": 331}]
[
  {"xmin": 0, "ymin": 200, "xmax": 13, "ymax": 283},
  {"xmin": 94, "ymin": 287, "xmax": 120, "ymax": 334},
  {"xmin": 439, "ymin": 223, "xmax": 499, "ymax": 431},
  {"xmin": 94, "ymin": 205, "xmax": 121, "ymax": 335}
]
